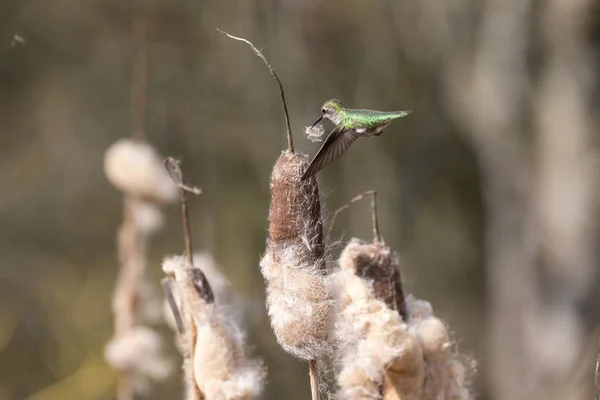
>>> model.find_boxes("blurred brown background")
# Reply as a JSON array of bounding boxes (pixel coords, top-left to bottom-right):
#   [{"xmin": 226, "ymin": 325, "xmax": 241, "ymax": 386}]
[{"xmin": 0, "ymin": 0, "xmax": 599, "ymax": 399}]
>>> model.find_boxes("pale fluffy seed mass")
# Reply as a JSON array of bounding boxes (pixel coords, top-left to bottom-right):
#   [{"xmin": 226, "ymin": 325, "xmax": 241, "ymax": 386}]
[
  {"xmin": 162, "ymin": 255, "xmax": 265, "ymax": 399},
  {"xmin": 104, "ymin": 326, "xmax": 173, "ymax": 390},
  {"xmin": 304, "ymin": 123, "xmax": 326, "ymax": 142},
  {"xmin": 260, "ymin": 250, "xmax": 333, "ymax": 360},
  {"xmin": 104, "ymin": 138, "xmax": 178, "ymax": 203},
  {"xmin": 333, "ymin": 240, "xmax": 474, "ymax": 400}
]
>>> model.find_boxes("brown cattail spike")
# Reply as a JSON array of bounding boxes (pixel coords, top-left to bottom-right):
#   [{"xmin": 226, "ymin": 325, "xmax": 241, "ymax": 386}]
[
  {"xmin": 351, "ymin": 242, "xmax": 407, "ymax": 320},
  {"xmin": 188, "ymin": 268, "xmax": 215, "ymax": 305},
  {"xmin": 260, "ymin": 152, "xmax": 331, "ymax": 361},
  {"xmin": 269, "ymin": 152, "xmax": 324, "ymax": 258}
]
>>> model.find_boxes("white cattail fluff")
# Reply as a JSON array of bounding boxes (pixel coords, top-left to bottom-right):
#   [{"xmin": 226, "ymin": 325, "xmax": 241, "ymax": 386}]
[
  {"xmin": 260, "ymin": 249, "xmax": 332, "ymax": 360},
  {"xmin": 333, "ymin": 240, "xmax": 474, "ymax": 400},
  {"xmin": 104, "ymin": 326, "xmax": 173, "ymax": 386},
  {"xmin": 104, "ymin": 138, "xmax": 178, "ymax": 203},
  {"xmin": 129, "ymin": 198, "xmax": 165, "ymax": 236},
  {"xmin": 162, "ymin": 255, "xmax": 265, "ymax": 400}
]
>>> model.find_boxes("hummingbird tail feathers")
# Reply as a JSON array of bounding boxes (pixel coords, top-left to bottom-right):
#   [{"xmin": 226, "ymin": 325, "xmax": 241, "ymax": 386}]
[{"xmin": 394, "ymin": 110, "xmax": 412, "ymax": 119}]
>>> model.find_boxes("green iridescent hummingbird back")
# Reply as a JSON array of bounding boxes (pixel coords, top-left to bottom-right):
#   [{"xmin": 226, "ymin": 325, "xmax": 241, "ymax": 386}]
[{"xmin": 340, "ymin": 109, "xmax": 411, "ymax": 131}]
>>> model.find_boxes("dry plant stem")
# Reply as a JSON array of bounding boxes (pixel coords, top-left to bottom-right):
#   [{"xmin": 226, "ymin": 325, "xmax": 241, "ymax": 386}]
[
  {"xmin": 111, "ymin": 14, "xmax": 149, "ymax": 400},
  {"xmin": 217, "ymin": 29, "xmax": 294, "ymax": 153},
  {"xmin": 113, "ymin": 198, "xmax": 145, "ymax": 400},
  {"xmin": 164, "ymin": 157, "xmax": 211, "ymax": 400},
  {"xmin": 131, "ymin": 15, "xmax": 147, "ymax": 141},
  {"xmin": 309, "ymin": 360, "xmax": 319, "ymax": 400},
  {"xmin": 326, "ymin": 190, "xmax": 380, "ymax": 244},
  {"xmin": 164, "ymin": 157, "xmax": 204, "ymax": 266},
  {"xmin": 180, "ymin": 187, "xmax": 194, "ymax": 265}
]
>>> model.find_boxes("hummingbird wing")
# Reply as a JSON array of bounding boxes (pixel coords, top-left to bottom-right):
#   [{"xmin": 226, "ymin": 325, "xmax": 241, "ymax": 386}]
[{"xmin": 301, "ymin": 125, "xmax": 360, "ymax": 181}]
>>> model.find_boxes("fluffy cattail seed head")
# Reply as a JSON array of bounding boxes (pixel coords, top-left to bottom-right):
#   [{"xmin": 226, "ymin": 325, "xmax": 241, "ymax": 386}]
[
  {"xmin": 259, "ymin": 151, "xmax": 332, "ymax": 361},
  {"xmin": 163, "ymin": 255, "xmax": 265, "ymax": 399},
  {"xmin": 335, "ymin": 240, "xmax": 474, "ymax": 400},
  {"xmin": 340, "ymin": 240, "xmax": 406, "ymax": 317},
  {"xmin": 104, "ymin": 138, "xmax": 178, "ymax": 203}
]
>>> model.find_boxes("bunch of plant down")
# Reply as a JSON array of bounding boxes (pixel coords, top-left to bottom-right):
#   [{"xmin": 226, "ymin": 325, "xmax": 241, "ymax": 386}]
[{"xmin": 333, "ymin": 239, "xmax": 474, "ymax": 400}]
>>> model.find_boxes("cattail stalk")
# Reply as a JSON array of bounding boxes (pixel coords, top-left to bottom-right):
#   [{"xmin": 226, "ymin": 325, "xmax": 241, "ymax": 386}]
[
  {"xmin": 162, "ymin": 158, "xmax": 264, "ymax": 399},
  {"xmin": 162, "ymin": 256, "xmax": 265, "ymax": 400},
  {"xmin": 113, "ymin": 199, "xmax": 143, "ymax": 400},
  {"xmin": 219, "ymin": 30, "xmax": 330, "ymax": 400},
  {"xmin": 163, "ymin": 157, "xmax": 209, "ymax": 400},
  {"xmin": 103, "ymin": 16, "xmax": 176, "ymax": 396},
  {"xmin": 104, "ymin": 141, "xmax": 177, "ymax": 398}
]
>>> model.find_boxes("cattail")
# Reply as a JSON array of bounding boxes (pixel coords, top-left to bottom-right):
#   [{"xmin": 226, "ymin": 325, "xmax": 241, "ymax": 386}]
[
  {"xmin": 334, "ymin": 239, "xmax": 473, "ymax": 400},
  {"xmin": 163, "ymin": 256, "xmax": 265, "ymax": 400},
  {"xmin": 103, "ymin": 139, "xmax": 177, "ymax": 399},
  {"xmin": 218, "ymin": 30, "xmax": 331, "ymax": 399},
  {"xmin": 104, "ymin": 139, "xmax": 178, "ymax": 205},
  {"xmin": 259, "ymin": 151, "xmax": 332, "ymax": 361},
  {"xmin": 163, "ymin": 252, "xmax": 260, "ymax": 350}
]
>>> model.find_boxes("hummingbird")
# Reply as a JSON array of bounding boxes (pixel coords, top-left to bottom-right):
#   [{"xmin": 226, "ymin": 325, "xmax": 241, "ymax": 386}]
[{"xmin": 301, "ymin": 99, "xmax": 412, "ymax": 180}]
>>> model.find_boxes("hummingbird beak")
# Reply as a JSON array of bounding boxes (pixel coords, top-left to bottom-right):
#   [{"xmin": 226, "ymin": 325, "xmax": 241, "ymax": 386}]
[{"xmin": 310, "ymin": 116, "xmax": 323, "ymax": 129}]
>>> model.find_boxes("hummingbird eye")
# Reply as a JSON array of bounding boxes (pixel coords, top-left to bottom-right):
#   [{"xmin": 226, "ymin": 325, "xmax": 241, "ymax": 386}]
[{"xmin": 321, "ymin": 108, "xmax": 326, "ymax": 114}]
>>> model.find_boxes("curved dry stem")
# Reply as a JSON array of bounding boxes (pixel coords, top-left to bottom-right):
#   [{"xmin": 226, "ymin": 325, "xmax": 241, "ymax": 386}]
[
  {"xmin": 217, "ymin": 29, "xmax": 294, "ymax": 153},
  {"xmin": 326, "ymin": 190, "xmax": 380, "ymax": 244}
]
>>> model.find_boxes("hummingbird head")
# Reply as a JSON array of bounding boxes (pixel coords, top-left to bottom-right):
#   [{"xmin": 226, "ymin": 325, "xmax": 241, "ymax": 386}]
[{"xmin": 311, "ymin": 99, "xmax": 346, "ymax": 128}]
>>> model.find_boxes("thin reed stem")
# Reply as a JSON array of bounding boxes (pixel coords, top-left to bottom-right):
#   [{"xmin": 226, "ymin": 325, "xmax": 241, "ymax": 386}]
[
  {"xmin": 217, "ymin": 29, "xmax": 294, "ymax": 153},
  {"xmin": 112, "ymin": 14, "xmax": 150, "ymax": 400},
  {"xmin": 326, "ymin": 190, "xmax": 380, "ymax": 244},
  {"xmin": 164, "ymin": 157, "xmax": 203, "ymax": 265},
  {"xmin": 181, "ymin": 188, "xmax": 194, "ymax": 265},
  {"xmin": 131, "ymin": 15, "xmax": 147, "ymax": 141},
  {"xmin": 114, "ymin": 198, "xmax": 144, "ymax": 400},
  {"xmin": 309, "ymin": 359, "xmax": 320, "ymax": 400},
  {"xmin": 164, "ymin": 157, "xmax": 208, "ymax": 400}
]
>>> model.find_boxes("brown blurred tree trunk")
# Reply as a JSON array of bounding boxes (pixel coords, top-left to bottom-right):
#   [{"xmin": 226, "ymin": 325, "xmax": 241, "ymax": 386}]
[
  {"xmin": 531, "ymin": 0, "xmax": 598, "ymax": 398},
  {"xmin": 446, "ymin": 0, "xmax": 599, "ymax": 399}
]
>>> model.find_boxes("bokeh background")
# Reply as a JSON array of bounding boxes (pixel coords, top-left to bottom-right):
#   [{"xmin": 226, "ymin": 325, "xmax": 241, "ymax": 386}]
[{"xmin": 1, "ymin": 0, "xmax": 599, "ymax": 399}]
